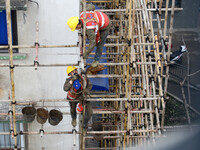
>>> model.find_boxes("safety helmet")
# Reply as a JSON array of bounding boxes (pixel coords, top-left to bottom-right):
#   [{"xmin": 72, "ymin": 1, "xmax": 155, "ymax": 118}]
[
  {"xmin": 67, "ymin": 66, "xmax": 77, "ymax": 75},
  {"xmin": 67, "ymin": 16, "xmax": 79, "ymax": 31}
]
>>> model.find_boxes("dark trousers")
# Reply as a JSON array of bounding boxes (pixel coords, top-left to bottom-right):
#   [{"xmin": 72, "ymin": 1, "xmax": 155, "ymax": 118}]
[
  {"xmin": 69, "ymin": 101, "xmax": 93, "ymax": 126},
  {"xmin": 94, "ymin": 26, "xmax": 110, "ymax": 61}
]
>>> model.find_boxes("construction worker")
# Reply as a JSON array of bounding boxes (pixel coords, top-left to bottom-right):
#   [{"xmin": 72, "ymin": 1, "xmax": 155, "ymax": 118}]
[
  {"xmin": 63, "ymin": 66, "xmax": 93, "ymax": 127},
  {"xmin": 67, "ymin": 4, "xmax": 111, "ymax": 68}
]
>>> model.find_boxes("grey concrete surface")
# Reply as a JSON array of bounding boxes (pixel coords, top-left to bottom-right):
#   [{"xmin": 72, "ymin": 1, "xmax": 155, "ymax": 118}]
[{"xmin": 168, "ymin": 14, "xmax": 200, "ymax": 113}]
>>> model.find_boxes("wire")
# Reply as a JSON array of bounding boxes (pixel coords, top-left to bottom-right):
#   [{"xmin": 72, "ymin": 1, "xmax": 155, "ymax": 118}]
[
  {"xmin": 187, "ymin": 69, "xmax": 200, "ymax": 77},
  {"xmin": 182, "ymin": 34, "xmax": 191, "ymax": 105},
  {"xmin": 23, "ymin": 11, "xmax": 27, "ymax": 24},
  {"xmin": 28, "ymin": 0, "xmax": 39, "ymax": 8}
]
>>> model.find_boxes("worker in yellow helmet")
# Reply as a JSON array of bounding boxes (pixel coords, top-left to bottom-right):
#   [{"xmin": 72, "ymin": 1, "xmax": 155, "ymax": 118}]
[
  {"xmin": 67, "ymin": 4, "xmax": 110, "ymax": 68},
  {"xmin": 63, "ymin": 66, "xmax": 93, "ymax": 128}
]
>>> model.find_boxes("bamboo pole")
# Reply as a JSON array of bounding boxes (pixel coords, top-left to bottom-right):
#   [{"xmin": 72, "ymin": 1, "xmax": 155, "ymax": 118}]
[
  {"xmin": 126, "ymin": 0, "xmax": 133, "ymax": 146},
  {"xmin": 5, "ymin": 0, "xmax": 18, "ymax": 149},
  {"xmin": 34, "ymin": 22, "xmax": 39, "ymax": 70},
  {"xmin": 145, "ymin": 1, "xmax": 157, "ymax": 143},
  {"xmin": 163, "ymin": 0, "xmax": 170, "ymax": 40},
  {"xmin": 137, "ymin": 3, "xmax": 149, "ymax": 145},
  {"xmin": 80, "ymin": 1, "xmax": 87, "ymax": 150},
  {"xmin": 139, "ymin": 0, "xmax": 151, "ymax": 143},
  {"xmin": 163, "ymin": 0, "xmax": 176, "ymax": 130},
  {"xmin": 164, "ymin": 0, "xmax": 175, "ymax": 97}
]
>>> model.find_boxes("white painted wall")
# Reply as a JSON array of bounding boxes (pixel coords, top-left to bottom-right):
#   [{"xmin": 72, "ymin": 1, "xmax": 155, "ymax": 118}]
[{"xmin": 0, "ymin": 0, "xmax": 81, "ymax": 149}]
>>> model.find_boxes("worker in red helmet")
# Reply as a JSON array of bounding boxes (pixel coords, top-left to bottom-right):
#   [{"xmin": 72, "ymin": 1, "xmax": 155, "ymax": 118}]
[
  {"xmin": 67, "ymin": 4, "xmax": 111, "ymax": 68},
  {"xmin": 63, "ymin": 66, "xmax": 93, "ymax": 128}
]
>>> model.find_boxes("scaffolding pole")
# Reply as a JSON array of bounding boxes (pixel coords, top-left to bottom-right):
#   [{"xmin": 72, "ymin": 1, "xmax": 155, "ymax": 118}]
[{"xmin": 5, "ymin": 0, "xmax": 17, "ymax": 149}]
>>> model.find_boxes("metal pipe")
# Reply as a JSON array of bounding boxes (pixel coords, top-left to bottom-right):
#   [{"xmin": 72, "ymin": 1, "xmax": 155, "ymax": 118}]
[
  {"xmin": 0, "ymin": 63, "xmax": 78, "ymax": 67},
  {"xmin": 34, "ymin": 22, "xmax": 39, "ymax": 70},
  {"xmin": 97, "ymin": 8, "xmax": 183, "ymax": 12},
  {"xmin": 0, "ymin": 44, "xmax": 78, "ymax": 49}
]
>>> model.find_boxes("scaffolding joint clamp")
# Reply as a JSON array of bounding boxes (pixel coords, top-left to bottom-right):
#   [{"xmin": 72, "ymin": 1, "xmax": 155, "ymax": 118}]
[
  {"xmin": 155, "ymin": 8, "xmax": 159, "ymax": 15},
  {"xmin": 78, "ymin": 61, "xmax": 81, "ymax": 66},
  {"xmin": 19, "ymin": 131, "xmax": 23, "ymax": 135},
  {"xmin": 14, "ymin": 133, "xmax": 18, "ymax": 137},
  {"xmin": 146, "ymin": 36, "xmax": 150, "ymax": 42},
  {"xmin": 81, "ymin": 70, "xmax": 86, "ymax": 75},
  {"xmin": 146, "ymin": 52, "xmax": 153, "ymax": 57},
  {"xmin": 35, "ymin": 42, "xmax": 40, "ymax": 46},
  {"xmin": 39, "ymin": 129, "xmax": 44, "ymax": 134},
  {"xmin": 34, "ymin": 60, "xmax": 39, "ymax": 66},
  {"xmin": 127, "ymin": 99, "xmax": 132, "ymax": 104},
  {"xmin": 11, "ymin": 101, "xmax": 16, "ymax": 105},
  {"xmin": 127, "ymin": 39, "xmax": 131, "ymax": 47},
  {"xmin": 124, "ymin": 107, "xmax": 128, "ymax": 114},
  {"xmin": 126, "ymin": 130, "xmax": 130, "ymax": 135},
  {"xmin": 147, "ymin": 2, "xmax": 151, "ymax": 6},
  {"xmin": 72, "ymin": 129, "xmax": 77, "ymax": 133},
  {"xmin": 8, "ymin": 110, "xmax": 13, "ymax": 115},
  {"xmin": 115, "ymin": 26, "xmax": 119, "ymax": 32},
  {"xmin": 129, "ymin": 62, "xmax": 133, "ymax": 68},
  {"xmin": 10, "ymin": 65, "xmax": 15, "ymax": 69},
  {"xmin": 149, "ymin": 76, "xmax": 154, "ymax": 81},
  {"xmin": 10, "ymin": 129, "xmax": 14, "ymax": 134},
  {"xmin": 157, "ymin": 59, "xmax": 161, "ymax": 62},
  {"xmin": 120, "ymin": 94, "xmax": 125, "ymax": 98}
]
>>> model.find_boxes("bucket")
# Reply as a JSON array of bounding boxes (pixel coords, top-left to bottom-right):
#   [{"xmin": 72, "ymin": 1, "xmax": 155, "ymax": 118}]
[
  {"xmin": 22, "ymin": 107, "xmax": 36, "ymax": 122},
  {"xmin": 36, "ymin": 108, "xmax": 48, "ymax": 124},
  {"xmin": 48, "ymin": 109, "xmax": 63, "ymax": 126}
]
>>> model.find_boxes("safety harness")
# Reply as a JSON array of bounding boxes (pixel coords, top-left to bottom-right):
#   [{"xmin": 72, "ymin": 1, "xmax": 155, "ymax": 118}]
[
  {"xmin": 80, "ymin": 11, "xmax": 109, "ymax": 43},
  {"xmin": 67, "ymin": 75, "xmax": 87, "ymax": 100}
]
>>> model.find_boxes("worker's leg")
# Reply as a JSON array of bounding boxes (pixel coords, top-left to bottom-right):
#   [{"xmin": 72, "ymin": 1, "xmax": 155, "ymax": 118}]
[
  {"xmin": 83, "ymin": 102, "xmax": 93, "ymax": 128},
  {"xmin": 94, "ymin": 27, "xmax": 110, "ymax": 62},
  {"xmin": 69, "ymin": 101, "xmax": 78, "ymax": 126}
]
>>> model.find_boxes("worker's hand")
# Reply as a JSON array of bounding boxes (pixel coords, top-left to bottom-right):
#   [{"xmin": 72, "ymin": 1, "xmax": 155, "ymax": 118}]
[
  {"xmin": 72, "ymin": 73, "xmax": 80, "ymax": 82},
  {"xmin": 69, "ymin": 80, "xmax": 73, "ymax": 84}
]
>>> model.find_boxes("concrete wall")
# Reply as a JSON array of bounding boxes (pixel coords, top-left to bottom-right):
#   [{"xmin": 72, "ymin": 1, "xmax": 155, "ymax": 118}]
[
  {"xmin": 173, "ymin": 0, "xmax": 200, "ymax": 28},
  {"xmin": 0, "ymin": 0, "xmax": 80, "ymax": 149}
]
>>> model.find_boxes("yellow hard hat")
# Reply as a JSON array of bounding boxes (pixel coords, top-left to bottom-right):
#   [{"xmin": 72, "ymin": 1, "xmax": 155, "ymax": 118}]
[
  {"xmin": 67, "ymin": 66, "xmax": 77, "ymax": 75},
  {"xmin": 67, "ymin": 16, "xmax": 79, "ymax": 31}
]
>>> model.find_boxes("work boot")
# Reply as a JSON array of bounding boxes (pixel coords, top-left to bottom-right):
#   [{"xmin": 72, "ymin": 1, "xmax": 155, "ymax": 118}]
[
  {"xmin": 71, "ymin": 119, "xmax": 77, "ymax": 127},
  {"xmin": 91, "ymin": 61, "xmax": 99, "ymax": 68}
]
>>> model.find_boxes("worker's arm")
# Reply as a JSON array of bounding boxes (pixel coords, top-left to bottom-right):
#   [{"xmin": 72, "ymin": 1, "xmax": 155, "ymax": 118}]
[
  {"xmin": 85, "ymin": 77, "xmax": 93, "ymax": 92},
  {"xmin": 63, "ymin": 78, "xmax": 72, "ymax": 92},
  {"xmin": 87, "ymin": 29, "xmax": 96, "ymax": 53}
]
